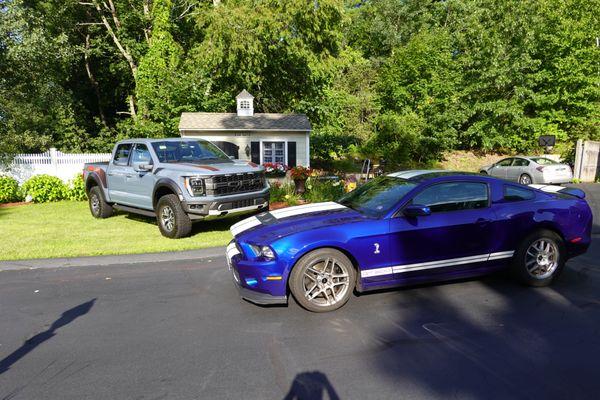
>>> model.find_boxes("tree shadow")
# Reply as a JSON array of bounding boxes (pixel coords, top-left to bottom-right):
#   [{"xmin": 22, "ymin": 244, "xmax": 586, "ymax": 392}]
[
  {"xmin": 0, "ymin": 299, "xmax": 96, "ymax": 375},
  {"xmin": 283, "ymin": 371, "xmax": 340, "ymax": 400},
  {"xmin": 366, "ymin": 262, "xmax": 600, "ymax": 399}
]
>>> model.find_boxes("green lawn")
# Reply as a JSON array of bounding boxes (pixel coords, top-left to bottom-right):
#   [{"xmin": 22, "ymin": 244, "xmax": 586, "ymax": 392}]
[{"xmin": 0, "ymin": 201, "xmax": 235, "ymax": 261}]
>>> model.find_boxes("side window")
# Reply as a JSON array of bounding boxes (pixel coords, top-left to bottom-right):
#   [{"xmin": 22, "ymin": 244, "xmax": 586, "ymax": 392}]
[
  {"xmin": 113, "ymin": 143, "xmax": 132, "ymax": 166},
  {"xmin": 512, "ymin": 158, "xmax": 530, "ymax": 167},
  {"xmin": 504, "ymin": 185, "xmax": 535, "ymax": 202},
  {"xmin": 496, "ymin": 158, "xmax": 513, "ymax": 167},
  {"xmin": 131, "ymin": 144, "xmax": 153, "ymax": 165},
  {"xmin": 411, "ymin": 182, "xmax": 489, "ymax": 213}
]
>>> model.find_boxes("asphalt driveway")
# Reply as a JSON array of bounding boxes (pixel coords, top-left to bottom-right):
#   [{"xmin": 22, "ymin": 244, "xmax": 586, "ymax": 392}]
[{"xmin": 1, "ymin": 238, "xmax": 600, "ymax": 399}]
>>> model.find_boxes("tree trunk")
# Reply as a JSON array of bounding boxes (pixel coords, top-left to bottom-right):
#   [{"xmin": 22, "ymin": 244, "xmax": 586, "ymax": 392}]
[{"xmin": 84, "ymin": 34, "xmax": 108, "ymax": 127}]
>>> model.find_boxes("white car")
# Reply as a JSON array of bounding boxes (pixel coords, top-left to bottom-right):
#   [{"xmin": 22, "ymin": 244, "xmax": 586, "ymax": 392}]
[{"xmin": 480, "ymin": 156, "xmax": 573, "ymax": 185}]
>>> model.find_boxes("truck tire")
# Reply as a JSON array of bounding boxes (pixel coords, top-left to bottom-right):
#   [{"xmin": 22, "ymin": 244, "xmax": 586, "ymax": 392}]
[
  {"xmin": 88, "ymin": 186, "xmax": 113, "ymax": 218},
  {"xmin": 156, "ymin": 194, "xmax": 192, "ymax": 239}
]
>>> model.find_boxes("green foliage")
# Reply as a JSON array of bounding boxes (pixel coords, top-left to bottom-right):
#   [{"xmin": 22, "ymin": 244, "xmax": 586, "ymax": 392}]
[
  {"xmin": 0, "ymin": 176, "xmax": 22, "ymax": 204},
  {"xmin": 21, "ymin": 175, "xmax": 68, "ymax": 203},
  {"xmin": 67, "ymin": 174, "xmax": 88, "ymax": 201},
  {"xmin": 304, "ymin": 178, "xmax": 345, "ymax": 203},
  {"xmin": 269, "ymin": 181, "xmax": 296, "ymax": 203}
]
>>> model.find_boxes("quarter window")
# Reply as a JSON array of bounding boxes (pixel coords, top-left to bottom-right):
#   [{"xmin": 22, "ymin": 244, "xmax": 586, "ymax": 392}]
[
  {"xmin": 411, "ymin": 182, "xmax": 489, "ymax": 213},
  {"xmin": 504, "ymin": 185, "xmax": 535, "ymax": 202},
  {"xmin": 263, "ymin": 141, "xmax": 285, "ymax": 164},
  {"xmin": 113, "ymin": 143, "xmax": 132, "ymax": 165}
]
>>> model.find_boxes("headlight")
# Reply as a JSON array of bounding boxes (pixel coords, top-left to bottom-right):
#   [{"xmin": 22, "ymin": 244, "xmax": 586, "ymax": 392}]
[
  {"xmin": 184, "ymin": 177, "xmax": 205, "ymax": 196},
  {"xmin": 249, "ymin": 244, "xmax": 276, "ymax": 260}
]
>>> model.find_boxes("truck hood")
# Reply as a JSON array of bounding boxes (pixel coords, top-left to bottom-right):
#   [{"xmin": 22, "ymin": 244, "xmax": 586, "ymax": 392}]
[
  {"xmin": 156, "ymin": 161, "xmax": 263, "ymax": 175},
  {"xmin": 231, "ymin": 202, "xmax": 367, "ymax": 243}
]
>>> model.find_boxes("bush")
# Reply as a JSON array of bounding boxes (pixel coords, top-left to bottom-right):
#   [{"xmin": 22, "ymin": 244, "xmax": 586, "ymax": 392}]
[
  {"xmin": 305, "ymin": 178, "xmax": 345, "ymax": 203},
  {"xmin": 67, "ymin": 173, "xmax": 87, "ymax": 201},
  {"xmin": 21, "ymin": 175, "xmax": 68, "ymax": 203},
  {"xmin": 0, "ymin": 176, "xmax": 22, "ymax": 203},
  {"xmin": 269, "ymin": 181, "xmax": 296, "ymax": 203}
]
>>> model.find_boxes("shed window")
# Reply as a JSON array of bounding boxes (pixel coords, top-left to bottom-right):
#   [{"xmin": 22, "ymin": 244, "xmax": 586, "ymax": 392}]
[
  {"xmin": 263, "ymin": 142, "xmax": 285, "ymax": 164},
  {"xmin": 240, "ymin": 100, "xmax": 251, "ymax": 109}
]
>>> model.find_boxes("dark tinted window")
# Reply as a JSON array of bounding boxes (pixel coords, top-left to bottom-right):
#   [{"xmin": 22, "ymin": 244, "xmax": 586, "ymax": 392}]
[
  {"xmin": 113, "ymin": 143, "xmax": 132, "ymax": 165},
  {"xmin": 338, "ymin": 176, "xmax": 418, "ymax": 218},
  {"xmin": 496, "ymin": 158, "xmax": 513, "ymax": 167},
  {"xmin": 131, "ymin": 144, "xmax": 152, "ymax": 164},
  {"xmin": 512, "ymin": 158, "xmax": 530, "ymax": 167},
  {"xmin": 504, "ymin": 185, "xmax": 535, "ymax": 202},
  {"xmin": 411, "ymin": 182, "xmax": 488, "ymax": 212}
]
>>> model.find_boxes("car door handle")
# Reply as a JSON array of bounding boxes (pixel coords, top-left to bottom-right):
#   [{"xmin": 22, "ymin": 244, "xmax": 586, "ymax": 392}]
[{"xmin": 476, "ymin": 218, "xmax": 492, "ymax": 226}]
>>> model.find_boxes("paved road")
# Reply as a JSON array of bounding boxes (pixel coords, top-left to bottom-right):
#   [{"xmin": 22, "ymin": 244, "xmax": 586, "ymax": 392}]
[{"xmin": 1, "ymin": 240, "xmax": 600, "ymax": 400}]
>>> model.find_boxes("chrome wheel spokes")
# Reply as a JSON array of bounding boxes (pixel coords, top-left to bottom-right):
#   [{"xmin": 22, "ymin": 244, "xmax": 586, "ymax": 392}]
[
  {"xmin": 302, "ymin": 257, "xmax": 350, "ymax": 307},
  {"xmin": 161, "ymin": 206, "xmax": 175, "ymax": 231},
  {"xmin": 91, "ymin": 195, "xmax": 100, "ymax": 214},
  {"xmin": 525, "ymin": 239, "xmax": 558, "ymax": 279}
]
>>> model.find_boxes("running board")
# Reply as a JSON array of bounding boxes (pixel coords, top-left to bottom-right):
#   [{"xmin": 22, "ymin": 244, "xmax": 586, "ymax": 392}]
[{"xmin": 113, "ymin": 204, "xmax": 156, "ymax": 218}]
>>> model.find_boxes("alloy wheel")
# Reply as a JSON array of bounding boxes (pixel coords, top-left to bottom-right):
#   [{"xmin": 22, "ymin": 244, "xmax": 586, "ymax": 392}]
[
  {"xmin": 161, "ymin": 206, "xmax": 175, "ymax": 232},
  {"xmin": 525, "ymin": 238, "xmax": 559, "ymax": 279},
  {"xmin": 520, "ymin": 175, "xmax": 532, "ymax": 185},
  {"xmin": 302, "ymin": 257, "xmax": 350, "ymax": 307},
  {"xmin": 90, "ymin": 194, "xmax": 100, "ymax": 215}
]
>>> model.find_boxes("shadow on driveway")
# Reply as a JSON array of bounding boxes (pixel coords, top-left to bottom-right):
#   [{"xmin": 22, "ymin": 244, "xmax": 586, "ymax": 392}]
[{"xmin": 0, "ymin": 299, "xmax": 96, "ymax": 375}]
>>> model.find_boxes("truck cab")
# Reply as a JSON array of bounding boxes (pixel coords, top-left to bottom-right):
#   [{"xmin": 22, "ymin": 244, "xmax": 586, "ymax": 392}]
[{"xmin": 84, "ymin": 138, "xmax": 269, "ymax": 238}]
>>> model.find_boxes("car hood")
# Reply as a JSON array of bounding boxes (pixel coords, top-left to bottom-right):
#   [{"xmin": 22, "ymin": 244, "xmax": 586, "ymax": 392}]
[
  {"xmin": 231, "ymin": 202, "xmax": 368, "ymax": 243},
  {"xmin": 156, "ymin": 161, "xmax": 263, "ymax": 175}
]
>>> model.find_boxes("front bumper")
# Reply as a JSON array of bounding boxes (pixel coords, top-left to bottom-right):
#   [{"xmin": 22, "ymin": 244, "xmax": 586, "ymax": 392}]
[
  {"xmin": 183, "ymin": 189, "xmax": 269, "ymax": 219},
  {"xmin": 226, "ymin": 241, "xmax": 288, "ymax": 305}
]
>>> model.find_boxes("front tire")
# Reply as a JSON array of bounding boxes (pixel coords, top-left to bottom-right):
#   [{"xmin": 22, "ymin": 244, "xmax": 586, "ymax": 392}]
[
  {"xmin": 289, "ymin": 248, "xmax": 356, "ymax": 312},
  {"xmin": 156, "ymin": 194, "xmax": 192, "ymax": 239},
  {"xmin": 519, "ymin": 173, "xmax": 533, "ymax": 185},
  {"xmin": 512, "ymin": 229, "xmax": 565, "ymax": 287},
  {"xmin": 88, "ymin": 186, "xmax": 113, "ymax": 218}
]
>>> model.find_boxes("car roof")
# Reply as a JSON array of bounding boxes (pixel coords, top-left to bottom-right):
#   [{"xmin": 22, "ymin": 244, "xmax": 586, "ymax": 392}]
[
  {"xmin": 387, "ymin": 170, "xmax": 481, "ymax": 182},
  {"xmin": 118, "ymin": 137, "xmax": 205, "ymax": 144}
]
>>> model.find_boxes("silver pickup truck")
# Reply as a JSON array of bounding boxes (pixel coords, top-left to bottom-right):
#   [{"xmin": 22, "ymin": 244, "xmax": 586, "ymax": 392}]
[{"xmin": 83, "ymin": 138, "xmax": 269, "ymax": 238}]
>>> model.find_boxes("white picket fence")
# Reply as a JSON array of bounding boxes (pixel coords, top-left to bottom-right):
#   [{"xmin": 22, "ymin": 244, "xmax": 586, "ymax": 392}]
[{"xmin": 1, "ymin": 148, "xmax": 111, "ymax": 183}]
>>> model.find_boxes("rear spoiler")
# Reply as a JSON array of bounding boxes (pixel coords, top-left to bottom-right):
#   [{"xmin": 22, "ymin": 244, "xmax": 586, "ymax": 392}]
[{"xmin": 529, "ymin": 184, "xmax": 586, "ymax": 199}]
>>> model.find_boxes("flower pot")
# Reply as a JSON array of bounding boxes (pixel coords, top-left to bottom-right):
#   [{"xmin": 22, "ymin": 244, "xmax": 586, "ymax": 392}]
[{"xmin": 294, "ymin": 178, "xmax": 306, "ymax": 195}]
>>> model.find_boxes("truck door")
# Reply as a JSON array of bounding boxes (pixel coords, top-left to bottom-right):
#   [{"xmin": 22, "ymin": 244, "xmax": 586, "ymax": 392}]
[
  {"xmin": 126, "ymin": 143, "xmax": 156, "ymax": 210},
  {"xmin": 107, "ymin": 143, "xmax": 133, "ymax": 204}
]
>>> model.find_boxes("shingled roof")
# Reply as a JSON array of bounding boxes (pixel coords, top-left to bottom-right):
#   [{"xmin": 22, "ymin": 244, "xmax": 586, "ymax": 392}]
[{"xmin": 179, "ymin": 112, "xmax": 311, "ymax": 132}]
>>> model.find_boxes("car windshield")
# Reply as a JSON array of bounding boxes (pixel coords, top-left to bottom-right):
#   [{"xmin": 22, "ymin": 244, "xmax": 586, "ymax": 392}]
[
  {"xmin": 530, "ymin": 157, "xmax": 558, "ymax": 165},
  {"xmin": 338, "ymin": 176, "xmax": 418, "ymax": 218},
  {"xmin": 151, "ymin": 140, "xmax": 231, "ymax": 164}
]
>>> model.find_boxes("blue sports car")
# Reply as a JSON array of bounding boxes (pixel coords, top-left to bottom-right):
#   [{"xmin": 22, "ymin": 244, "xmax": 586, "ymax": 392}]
[{"xmin": 226, "ymin": 171, "xmax": 592, "ymax": 312}]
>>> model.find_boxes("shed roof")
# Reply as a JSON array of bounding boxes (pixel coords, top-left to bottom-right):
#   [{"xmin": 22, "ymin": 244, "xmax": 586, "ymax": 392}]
[{"xmin": 179, "ymin": 112, "xmax": 311, "ymax": 132}]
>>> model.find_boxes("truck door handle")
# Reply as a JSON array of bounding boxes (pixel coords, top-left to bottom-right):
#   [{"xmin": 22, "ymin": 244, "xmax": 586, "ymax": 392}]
[
  {"xmin": 126, "ymin": 174, "xmax": 133, "ymax": 178},
  {"xmin": 107, "ymin": 173, "xmax": 116, "ymax": 176}
]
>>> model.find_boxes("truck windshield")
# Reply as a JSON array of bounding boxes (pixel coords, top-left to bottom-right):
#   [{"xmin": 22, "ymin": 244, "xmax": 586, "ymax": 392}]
[
  {"xmin": 151, "ymin": 140, "xmax": 231, "ymax": 164},
  {"xmin": 337, "ymin": 176, "xmax": 418, "ymax": 218}
]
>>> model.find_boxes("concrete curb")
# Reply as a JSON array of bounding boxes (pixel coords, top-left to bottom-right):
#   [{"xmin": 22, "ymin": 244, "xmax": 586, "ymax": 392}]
[{"xmin": 0, "ymin": 246, "xmax": 226, "ymax": 272}]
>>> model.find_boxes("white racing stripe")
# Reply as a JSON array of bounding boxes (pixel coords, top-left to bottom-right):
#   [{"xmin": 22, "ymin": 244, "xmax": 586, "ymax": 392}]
[
  {"xmin": 229, "ymin": 202, "xmax": 347, "ymax": 237},
  {"xmin": 529, "ymin": 184, "xmax": 565, "ymax": 193},
  {"xmin": 360, "ymin": 251, "xmax": 515, "ymax": 278},
  {"xmin": 226, "ymin": 242, "xmax": 240, "ymax": 260}
]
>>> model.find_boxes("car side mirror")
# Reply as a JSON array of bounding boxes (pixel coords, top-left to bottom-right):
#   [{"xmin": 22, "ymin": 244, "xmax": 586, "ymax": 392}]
[
  {"xmin": 403, "ymin": 204, "xmax": 431, "ymax": 217},
  {"xmin": 133, "ymin": 163, "xmax": 153, "ymax": 172}
]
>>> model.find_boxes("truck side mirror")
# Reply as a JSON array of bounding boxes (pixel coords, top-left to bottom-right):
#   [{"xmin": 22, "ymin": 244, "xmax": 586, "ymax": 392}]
[{"xmin": 133, "ymin": 163, "xmax": 153, "ymax": 172}]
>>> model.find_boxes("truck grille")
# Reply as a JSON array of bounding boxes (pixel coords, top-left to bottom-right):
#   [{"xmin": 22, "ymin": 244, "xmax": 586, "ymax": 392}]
[{"xmin": 206, "ymin": 172, "xmax": 265, "ymax": 196}]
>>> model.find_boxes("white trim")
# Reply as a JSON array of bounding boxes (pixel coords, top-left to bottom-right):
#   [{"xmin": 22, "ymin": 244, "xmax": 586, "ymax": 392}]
[
  {"xmin": 260, "ymin": 139, "xmax": 287, "ymax": 165},
  {"xmin": 360, "ymin": 250, "xmax": 515, "ymax": 278},
  {"xmin": 180, "ymin": 128, "xmax": 311, "ymax": 132},
  {"xmin": 306, "ymin": 131, "xmax": 310, "ymax": 168}
]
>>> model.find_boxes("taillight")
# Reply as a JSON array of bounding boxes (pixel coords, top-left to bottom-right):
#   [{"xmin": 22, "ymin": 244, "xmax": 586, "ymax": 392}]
[{"xmin": 536, "ymin": 166, "xmax": 545, "ymax": 172}]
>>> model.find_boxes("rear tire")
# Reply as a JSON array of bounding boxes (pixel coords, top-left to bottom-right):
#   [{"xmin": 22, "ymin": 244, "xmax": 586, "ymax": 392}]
[
  {"xmin": 88, "ymin": 186, "xmax": 113, "ymax": 219},
  {"xmin": 519, "ymin": 173, "xmax": 533, "ymax": 185},
  {"xmin": 511, "ymin": 229, "xmax": 565, "ymax": 287},
  {"xmin": 156, "ymin": 194, "xmax": 192, "ymax": 239},
  {"xmin": 289, "ymin": 248, "xmax": 356, "ymax": 312},
  {"xmin": 479, "ymin": 170, "xmax": 488, "ymax": 175}
]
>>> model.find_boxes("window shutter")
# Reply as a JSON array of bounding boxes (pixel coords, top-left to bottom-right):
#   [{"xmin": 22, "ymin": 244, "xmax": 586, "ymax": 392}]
[
  {"xmin": 287, "ymin": 142, "xmax": 297, "ymax": 167},
  {"xmin": 251, "ymin": 141, "xmax": 260, "ymax": 164}
]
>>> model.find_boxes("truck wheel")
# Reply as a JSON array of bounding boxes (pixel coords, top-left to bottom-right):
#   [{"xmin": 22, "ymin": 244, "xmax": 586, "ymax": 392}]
[
  {"xmin": 289, "ymin": 248, "xmax": 356, "ymax": 312},
  {"xmin": 156, "ymin": 194, "xmax": 192, "ymax": 239},
  {"xmin": 511, "ymin": 229, "xmax": 565, "ymax": 287},
  {"xmin": 88, "ymin": 186, "xmax": 113, "ymax": 218}
]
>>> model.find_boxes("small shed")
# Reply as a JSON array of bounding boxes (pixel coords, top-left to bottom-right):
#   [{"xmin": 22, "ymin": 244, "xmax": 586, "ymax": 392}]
[{"xmin": 178, "ymin": 90, "xmax": 311, "ymax": 167}]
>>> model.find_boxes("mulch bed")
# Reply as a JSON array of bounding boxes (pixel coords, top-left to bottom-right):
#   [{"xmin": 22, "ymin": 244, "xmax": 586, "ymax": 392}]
[
  {"xmin": 0, "ymin": 201, "xmax": 30, "ymax": 208},
  {"xmin": 269, "ymin": 200, "xmax": 307, "ymax": 211}
]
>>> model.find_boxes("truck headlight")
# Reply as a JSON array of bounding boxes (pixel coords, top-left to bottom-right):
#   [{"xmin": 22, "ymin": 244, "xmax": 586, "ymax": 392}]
[
  {"xmin": 184, "ymin": 177, "xmax": 205, "ymax": 196},
  {"xmin": 249, "ymin": 244, "xmax": 276, "ymax": 260}
]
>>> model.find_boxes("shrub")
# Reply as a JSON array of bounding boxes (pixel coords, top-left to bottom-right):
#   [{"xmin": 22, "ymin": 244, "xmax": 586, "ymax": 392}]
[
  {"xmin": 67, "ymin": 173, "xmax": 87, "ymax": 201},
  {"xmin": 269, "ymin": 181, "xmax": 296, "ymax": 203},
  {"xmin": 305, "ymin": 178, "xmax": 345, "ymax": 203},
  {"xmin": 0, "ymin": 176, "xmax": 22, "ymax": 203},
  {"xmin": 21, "ymin": 175, "xmax": 68, "ymax": 203}
]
